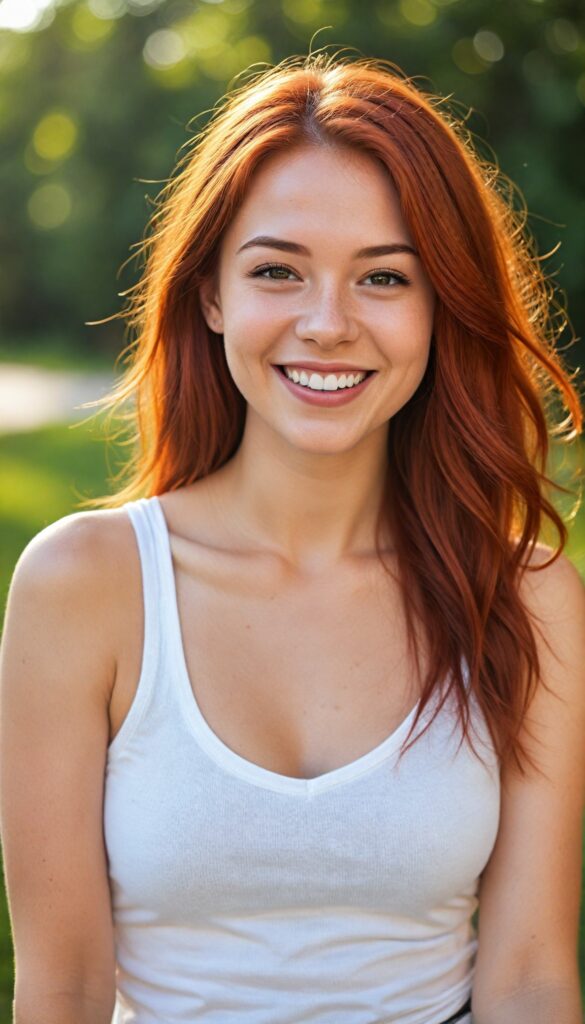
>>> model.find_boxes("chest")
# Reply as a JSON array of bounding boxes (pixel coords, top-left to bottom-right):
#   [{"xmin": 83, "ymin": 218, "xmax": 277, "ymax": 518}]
[
  {"xmin": 110, "ymin": 536, "xmax": 425, "ymax": 780},
  {"xmin": 105, "ymin": 721, "xmax": 500, "ymax": 922}
]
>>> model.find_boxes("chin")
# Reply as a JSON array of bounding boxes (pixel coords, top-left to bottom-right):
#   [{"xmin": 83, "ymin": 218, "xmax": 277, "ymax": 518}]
[{"xmin": 282, "ymin": 428, "xmax": 368, "ymax": 457}]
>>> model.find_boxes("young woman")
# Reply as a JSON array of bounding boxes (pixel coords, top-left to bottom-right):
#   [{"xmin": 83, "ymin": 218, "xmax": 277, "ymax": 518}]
[{"xmin": 1, "ymin": 52, "xmax": 584, "ymax": 1024}]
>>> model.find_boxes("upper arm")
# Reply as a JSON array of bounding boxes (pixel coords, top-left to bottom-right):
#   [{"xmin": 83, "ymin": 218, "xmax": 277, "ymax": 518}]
[
  {"xmin": 0, "ymin": 511, "xmax": 128, "ymax": 1010},
  {"xmin": 472, "ymin": 548, "xmax": 585, "ymax": 1011}
]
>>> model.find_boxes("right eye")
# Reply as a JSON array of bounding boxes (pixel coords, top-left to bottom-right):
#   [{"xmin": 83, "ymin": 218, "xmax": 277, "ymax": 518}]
[{"xmin": 248, "ymin": 263, "xmax": 299, "ymax": 281}]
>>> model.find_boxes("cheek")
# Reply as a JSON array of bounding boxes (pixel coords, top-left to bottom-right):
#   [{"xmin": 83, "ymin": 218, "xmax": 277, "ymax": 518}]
[
  {"xmin": 223, "ymin": 295, "xmax": 290, "ymax": 382},
  {"xmin": 378, "ymin": 304, "xmax": 434, "ymax": 367},
  {"xmin": 222, "ymin": 322, "xmax": 273, "ymax": 396},
  {"xmin": 224, "ymin": 293, "xmax": 281, "ymax": 345}
]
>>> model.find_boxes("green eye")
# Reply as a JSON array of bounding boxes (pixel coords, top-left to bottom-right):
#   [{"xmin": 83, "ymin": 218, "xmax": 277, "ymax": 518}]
[
  {"xmin": 364, "ymin": 270, "xmax": 409, "ymax": 287},
  {"xmin": 250, "ymin": 263, "xmax": 297, "ymax": 280}
]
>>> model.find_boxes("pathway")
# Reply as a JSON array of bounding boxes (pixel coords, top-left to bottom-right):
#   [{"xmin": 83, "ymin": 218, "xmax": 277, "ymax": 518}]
[{"xmin": 0, "ymin": 362, "xmax": 115, "ymax": 433}]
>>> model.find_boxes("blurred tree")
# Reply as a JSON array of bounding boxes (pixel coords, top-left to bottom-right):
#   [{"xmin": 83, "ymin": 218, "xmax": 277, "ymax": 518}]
[{"xmin": 0, "ymin": 0, "xmax": 583, "ymax": 370}]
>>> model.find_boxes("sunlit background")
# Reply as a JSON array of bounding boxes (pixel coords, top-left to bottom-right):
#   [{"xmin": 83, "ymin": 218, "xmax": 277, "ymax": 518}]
[
  {"xmin": 0, "ymin": 0, "xmax": 584, "ymax": 1015},
  {"xmin": 1, "ymin": 0, "xmax": 584, "ymax": 362}
]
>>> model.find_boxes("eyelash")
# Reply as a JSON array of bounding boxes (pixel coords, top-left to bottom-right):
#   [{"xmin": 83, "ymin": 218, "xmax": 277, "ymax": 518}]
[{"xmin": 247, "ymin": 262, "xmax": 410, "ymax": 288}]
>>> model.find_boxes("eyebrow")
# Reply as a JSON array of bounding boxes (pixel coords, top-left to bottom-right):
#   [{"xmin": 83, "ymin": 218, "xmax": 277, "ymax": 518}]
[{"xmin": 236, "ymin": 235, "xmax": 419, "ymax": 259}]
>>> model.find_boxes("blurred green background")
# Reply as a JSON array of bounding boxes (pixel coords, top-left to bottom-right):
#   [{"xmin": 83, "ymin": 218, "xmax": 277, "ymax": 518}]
[{"xmin": 0, "ymin": 0, "xmax": 584, "ymax": 1018}]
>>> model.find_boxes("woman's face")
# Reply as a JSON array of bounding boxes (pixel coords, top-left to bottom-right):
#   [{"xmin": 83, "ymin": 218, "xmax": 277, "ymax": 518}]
[{"xmin": 199, "ymin": 142, "xmax": 436, "ymax": 456}]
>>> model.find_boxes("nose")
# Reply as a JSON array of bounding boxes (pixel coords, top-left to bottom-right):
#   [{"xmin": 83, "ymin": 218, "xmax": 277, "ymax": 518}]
[{"xmin": 294, "ymin": 282, "xmax": 359, "ymax": 349}]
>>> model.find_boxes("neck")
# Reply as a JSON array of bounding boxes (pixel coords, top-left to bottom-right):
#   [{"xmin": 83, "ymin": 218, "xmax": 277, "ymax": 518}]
[{"xmin": 213, "ymin": 410, "xmax": 392, "ymax": 573}]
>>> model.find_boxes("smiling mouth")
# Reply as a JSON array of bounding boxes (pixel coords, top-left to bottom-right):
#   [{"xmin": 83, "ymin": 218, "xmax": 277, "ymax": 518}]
[{"xmin": 276, "ymin": 365, "xmax": 376, "ymax": 392}]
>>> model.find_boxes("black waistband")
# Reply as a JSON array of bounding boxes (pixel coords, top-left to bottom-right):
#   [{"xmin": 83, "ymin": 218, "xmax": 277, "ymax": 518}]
[{"xmin": 440, "ymin": 996, "xmax": 472, "ymax": 1023}]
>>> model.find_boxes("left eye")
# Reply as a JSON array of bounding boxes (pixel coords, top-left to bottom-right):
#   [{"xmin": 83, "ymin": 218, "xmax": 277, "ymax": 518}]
[
  {"xmin": 249, "ymin": 263, "xmax": 297, "ymax": 280},
  {"xmin": 363, "ymin": 270, "xmax": 408, "ymax": 287}
]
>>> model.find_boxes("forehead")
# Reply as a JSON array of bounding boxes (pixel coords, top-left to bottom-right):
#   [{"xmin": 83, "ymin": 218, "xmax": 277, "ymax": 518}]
[{"xmin": 222, "ymin": 143, "xmax": 413, "ymax": 249}]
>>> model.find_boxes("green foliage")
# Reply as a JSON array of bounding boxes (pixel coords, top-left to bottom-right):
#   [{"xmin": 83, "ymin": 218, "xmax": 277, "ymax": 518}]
[{"xmin": 0, "ymin": 0, "xmax": 583, "ymax": 371}]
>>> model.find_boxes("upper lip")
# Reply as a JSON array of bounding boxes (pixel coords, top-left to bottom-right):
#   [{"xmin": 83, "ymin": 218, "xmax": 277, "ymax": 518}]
[{"xmin": 276, "ymin": 361, "xmax": 374, "ymax": 373}]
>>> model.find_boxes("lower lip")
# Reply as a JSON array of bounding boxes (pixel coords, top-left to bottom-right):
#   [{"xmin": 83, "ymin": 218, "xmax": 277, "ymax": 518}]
[{"xmin": 273, "ymin": 366, "xmax": 376, "ymax": 407}]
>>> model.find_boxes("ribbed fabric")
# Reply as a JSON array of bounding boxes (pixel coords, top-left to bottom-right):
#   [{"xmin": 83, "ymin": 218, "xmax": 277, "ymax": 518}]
[{"xmin": 104, "ymin": 496, "xmax": 500, "ymax": 1023}]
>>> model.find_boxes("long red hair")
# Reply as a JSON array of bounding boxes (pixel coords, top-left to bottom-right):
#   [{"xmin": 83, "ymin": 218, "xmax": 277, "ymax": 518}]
[{"xmin": 84, "ymin": 51, "xmax": 583, "ymax": 776}]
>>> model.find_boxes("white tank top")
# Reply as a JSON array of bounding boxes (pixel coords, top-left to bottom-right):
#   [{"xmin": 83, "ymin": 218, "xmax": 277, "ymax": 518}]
[{"xmin": 104, "ymin": 495, "xmax": 500, "ymax": 1024}]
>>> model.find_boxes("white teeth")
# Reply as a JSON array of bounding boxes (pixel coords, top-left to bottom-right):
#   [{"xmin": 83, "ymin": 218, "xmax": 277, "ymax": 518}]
[{"xmin": 283, "ymin": 367, "xmax": 367, "ymax": 391}]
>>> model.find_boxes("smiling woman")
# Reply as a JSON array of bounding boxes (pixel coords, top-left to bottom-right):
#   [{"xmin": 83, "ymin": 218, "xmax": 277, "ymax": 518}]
[
  {"xmin": 0, "ymin": 49, "xmax": 584, "ymax": 1024},
  {"xmin": 197, "ymin": 142, "xmax": 435, "ymax": 444}
]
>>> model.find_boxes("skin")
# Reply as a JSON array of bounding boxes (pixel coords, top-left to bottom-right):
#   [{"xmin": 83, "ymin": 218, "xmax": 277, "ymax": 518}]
[{"xmin": 199, "ymin": 141, "xmax": 436, "ymax": 572}]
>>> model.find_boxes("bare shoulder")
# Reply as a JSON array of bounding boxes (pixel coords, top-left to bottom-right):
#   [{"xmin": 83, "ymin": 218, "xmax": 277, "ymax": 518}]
[
  {"xmin": 8, "ymin": 505, "xmax": 138, "ymax": 616},
  {"xmin": 3, "ymin": 506, "xmax": 140, "ymax": 703},
  {"xmin": 11, "ymin": 505, "xmax": 135, "ymax": 588},
  {"xmin": 516, "ymin": 543, "xmax": 585, "ymax": 700},
  {"xmin": 518, "ymin": 540, "xmax": 585, "ymax": 610}
]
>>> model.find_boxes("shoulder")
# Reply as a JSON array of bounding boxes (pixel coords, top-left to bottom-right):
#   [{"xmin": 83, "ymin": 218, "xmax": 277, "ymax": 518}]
[
  {"xmin": 512, "ymin": 541, "xmax": 585, "ymax": 765},
  {"xmin": 517, "ymin": 540, "xmax": 585, "ymax": 609},
  {"xmin": 3, "ymin": 507, "xmax": 140, "ymax": 693},
  {"xmin": 8, "ymin": 506, "xmax": 137, "ymax": 610},
  {"xmin": 515, "ymin": 543, "xmax": 585, "ymax": 693}
]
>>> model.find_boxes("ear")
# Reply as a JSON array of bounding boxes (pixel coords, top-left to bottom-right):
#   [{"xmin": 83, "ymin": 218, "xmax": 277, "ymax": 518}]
[{"xmin": 199, "ymin": 275, "xmax": 224, "ymax": 334}]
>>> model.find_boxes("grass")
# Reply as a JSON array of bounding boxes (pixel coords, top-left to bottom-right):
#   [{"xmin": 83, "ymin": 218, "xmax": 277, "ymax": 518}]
[
  {"xmin": 0, "ymin": 419, "xmax": 584, "ymax": 1012},
  {"xmin": 0, "ymin": 334, "xmax": 119, "ymax": 374}
]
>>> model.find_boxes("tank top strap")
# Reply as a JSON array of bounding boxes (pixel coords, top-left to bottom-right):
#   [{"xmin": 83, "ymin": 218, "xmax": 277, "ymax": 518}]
[
  {"xmin": 144, "ymin": 495, "xmax": 188, "ymax": 675},
  {"xmin": 125, "ymin": 495, "xmax": 166, "ymax": 642},
  {"xmin": 107, "ymin": 495, "xmax": 175, "ymax": 758}
]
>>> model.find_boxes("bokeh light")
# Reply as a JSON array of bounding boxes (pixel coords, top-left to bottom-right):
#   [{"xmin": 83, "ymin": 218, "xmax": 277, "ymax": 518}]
[
  {"xmin": 545, "ymin": 18, "xmax": 580, "ymax": 55},
  {"xmin": 196, "ymin": 33, "xmax": 272, "ymax": 81},
  {"xmin": 399, "ymin": 0, "xmax": 437, "ymax": 28},
  {"xmin": 452, "ymin": 38, "xmax": 489, "ymax": 75},
  {"xmin": 32, "ymin": 111, "xmax": 78, "ymax": 162},
  {"xmin": 27, "ymin": 182, "xmax": 72, "ymax": 229},
  {"xmin": 71, "ymin": 4, "xmax": 115, "ymax": 45},
  {"xmin": 281, "ymin": 0, "xmax": 323, "ymax": 26},
  {"xmin": 473, "ymin": 29, "xmax": 504, "ymax": 63},
  {"xmin": 179, "ymin": 6, "xmax": 230, "ymax": 55},
  {"xmin": 127, "ymin": 0, "xmax": 165, "ymax": 14},
  {"xmin": 0, "ymin": 0, "xmax": 54, "ymax": 32},
  {"xmin": 143, "ymin": 28, "xmax": 186, "ymax": 69},
  {"xmin": 88, "ymin": 0, "xmax": 125, "ymax": 18}
]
